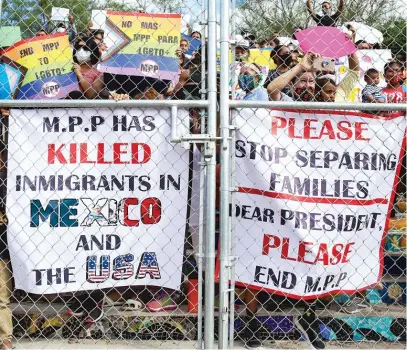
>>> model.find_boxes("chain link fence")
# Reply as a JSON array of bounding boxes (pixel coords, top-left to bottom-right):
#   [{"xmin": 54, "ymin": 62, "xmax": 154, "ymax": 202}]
[{"xmin": 0, "ymin": 0, "xmax": 406, "ymax": 349}]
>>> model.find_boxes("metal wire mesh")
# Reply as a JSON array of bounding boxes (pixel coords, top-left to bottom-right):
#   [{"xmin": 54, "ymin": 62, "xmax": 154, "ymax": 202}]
[{"xmin": 0, "ymin": 0, "xmax": 406, "ymax": 349}]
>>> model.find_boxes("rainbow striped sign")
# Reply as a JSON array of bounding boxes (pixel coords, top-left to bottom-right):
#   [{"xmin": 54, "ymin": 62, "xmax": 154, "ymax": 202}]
[
  {"xmin": 100, "ymin": 11, "xmax": 181, "ymax": 81},
  {"xmin": 2, "ymin": 33, "xmax": 78, "ymax": 99}
]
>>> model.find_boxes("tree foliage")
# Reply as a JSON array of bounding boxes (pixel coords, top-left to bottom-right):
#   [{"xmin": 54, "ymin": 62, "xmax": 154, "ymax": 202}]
[
  {"xmin": 235, "ymin": 0, "xmax": 403, "ymax": 42},
  {"xmin": 380, "ymin": 17, "xmax": 406, "ymax": 55}
]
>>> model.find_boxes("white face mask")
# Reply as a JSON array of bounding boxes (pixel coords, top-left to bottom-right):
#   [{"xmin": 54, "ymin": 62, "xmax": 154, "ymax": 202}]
[
  {"xmin": 56, "ymin": 27, "xmax": 66, "ymax": 33},
  {"xmin": 75, "ymin": 48, "xmax": 92, "ymax": 64},
  {"xmin": 322, "ymin": 7, "xmax": 332, "ymax": 15}
]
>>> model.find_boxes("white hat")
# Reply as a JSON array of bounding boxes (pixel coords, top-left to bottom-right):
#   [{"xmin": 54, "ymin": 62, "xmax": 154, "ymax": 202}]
[{"xmin": 236, "ymin": 39, "xmax": 250, "ymax": 50}]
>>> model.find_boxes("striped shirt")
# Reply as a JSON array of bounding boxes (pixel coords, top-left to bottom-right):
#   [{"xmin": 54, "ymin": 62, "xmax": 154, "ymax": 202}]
[{"xmin": 362, "ymin": 84, "xmax": 385, "ymax": 103}]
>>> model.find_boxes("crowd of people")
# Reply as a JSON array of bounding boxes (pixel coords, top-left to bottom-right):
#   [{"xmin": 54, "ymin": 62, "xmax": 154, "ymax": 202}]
[{"xmin": 0, "ymin": 0, "xmax": 406, "ymax": 349}]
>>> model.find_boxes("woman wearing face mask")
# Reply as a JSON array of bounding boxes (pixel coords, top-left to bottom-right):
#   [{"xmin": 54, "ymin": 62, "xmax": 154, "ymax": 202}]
[
  {"xmin": 382, "ymin": 61, "xmax": 407, "ymax": 107},
  {"xmin": 238, "ymin": 63, "xmax": 268, "ymax": 101},
  {"xmin": 73, "ymin": 37, "xmax": 104, "ymax": 99},
  {"xmin": 263, "ymin": 45, "xmax": 293, "ymax": 94}
]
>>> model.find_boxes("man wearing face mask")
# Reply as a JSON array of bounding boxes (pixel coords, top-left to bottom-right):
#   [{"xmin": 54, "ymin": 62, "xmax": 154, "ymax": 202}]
[
  {"xmin": 307, "ymin": 0, "xmax": 344, "ymax": 27},
  {"xmin": 52, "ymin": 14, "xmax": 77, "ymax": 42},
  {"xmin": 263, "ymin": 45, "xmax": 293, "ymax": 94},
  {"xmin": 238, "ymin": 63, "xmax": 268, "ymax": 101},
  {"xmin": 267, "ymin": 52, "xmax": 319, "ymax": 102}
]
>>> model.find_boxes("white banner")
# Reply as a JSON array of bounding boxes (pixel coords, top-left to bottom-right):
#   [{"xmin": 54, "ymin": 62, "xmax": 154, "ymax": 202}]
[
  {"xmin": 227, "ymin": 108, "xmax": 406, "ymax": 299},
  {"xmin": 7, "ymin": 108, "xmax": 190, "ymax": 294}
]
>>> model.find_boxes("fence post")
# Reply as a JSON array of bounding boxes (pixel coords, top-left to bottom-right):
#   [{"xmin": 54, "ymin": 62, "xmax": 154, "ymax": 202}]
[
  {"xmin": 203, "ymin": 0, "xmax": 219, "ymax": 346},
  {"xmin": 218, "ymin": 0, "xmax": 231, "ymax": 344}
]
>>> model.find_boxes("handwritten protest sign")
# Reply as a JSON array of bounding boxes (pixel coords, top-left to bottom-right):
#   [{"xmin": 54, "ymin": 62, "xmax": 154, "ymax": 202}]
[
  {"xmin": 100, "ymin": 11, "xmax": 181, "ymax": 81},
  {"xmin": 0, "ymin": 26, "xmax": 21, "ymax": 48},
  {"xmin": 7, "ymin": 108, "xmax": 190, "ymax": 293},
  {"xmin": 217, "ymin": 108, "xmax": 406, "ymax": 299},
  {"xmin": 51, "ymin": 7, "xmax": 69, "ymax": 22},
  {"xmin": 2, "ymin": 33, "xmax": 78, "ymax": 99}
]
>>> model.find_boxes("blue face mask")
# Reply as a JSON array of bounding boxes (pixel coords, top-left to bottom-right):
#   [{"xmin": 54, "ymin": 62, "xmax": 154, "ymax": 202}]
[{"xmin": 238, "ymin": 74, "xmax": 259, "ymax": 91}]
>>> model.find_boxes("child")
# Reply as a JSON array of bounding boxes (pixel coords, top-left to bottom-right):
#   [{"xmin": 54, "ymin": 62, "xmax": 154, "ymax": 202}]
[
  {"xmin": 362, "ymin": 68, "xmax": 386, "ymax": 104},
  {"xmin": 382, "ymin": 61, "xmax": 407, "ymax": 105}
]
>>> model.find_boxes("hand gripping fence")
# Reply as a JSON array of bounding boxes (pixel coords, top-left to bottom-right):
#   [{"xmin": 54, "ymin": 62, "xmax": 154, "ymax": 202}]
[{"xmin": 0, "ymin": 0, "xmax": 406, "ymax": 348}]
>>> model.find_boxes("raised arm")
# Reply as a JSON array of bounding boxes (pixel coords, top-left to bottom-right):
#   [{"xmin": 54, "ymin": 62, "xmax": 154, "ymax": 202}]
[
  {"xmin": 337, "ymin": 0, "xmax": 345, "ymax": 15},
  {"xmin": 306, "ymin": 0, "xmax": 315, "ymax": 16},
  {"xmin": 172, "ymin": 69, "xmax": 190, "ymax": 95},
  {"xmin": 348, "ymin": 26, "xmax": 359, "ymax": 72},
  {"xmin": 267, "ymin": 65, "xmax": 304, "ymax": 101}
]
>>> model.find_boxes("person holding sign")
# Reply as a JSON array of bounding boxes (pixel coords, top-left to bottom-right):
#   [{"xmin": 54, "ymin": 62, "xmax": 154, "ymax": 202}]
[
  {"xmin": 73, "ymin": 37, "xmax": 105, "ymax": 99},
  {"xmin": 307, "ymin": 0, "xmax": 344, "ymax": 27},
  {"xmin": 269, "ymin": 29, "xmax": 360, "ymax": 104}
]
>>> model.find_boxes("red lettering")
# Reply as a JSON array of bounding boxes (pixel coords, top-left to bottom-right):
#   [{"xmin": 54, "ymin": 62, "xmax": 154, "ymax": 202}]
[
  {"xmin": 287, "ymin": 118, "xmax": 302, "ymax": 139},
  {"xmin": 262, "ymin": 234, "xmax": 281, "ymax": 255},
  {"xmin": 271, "ymin": 117, "xmax": 287, "ymax": 135},
  {"xmin": 319, "ymin": 120, "xmax": 335, "ymax": 139},
  {"xmin": 304, "ymin": 119, "xmax": 318, "ymax": 139},
  {"xmin": 80, "ymin": 143, "xmax": 95, "ymax": 164},
  {"xmin": 113, "ymin": 143, "xmax": 129, "ymax": 164},
  {"xmin": 69, "ymin": 143, "xmax": 76, "ymax": 163},
  {"xmin": 281, "ymin": 237, "xmax": 296, "ymax": 261},
  {"xmin": 141, "ymin": 197, "xmax": 162, "ymax": 224},
  {"xmin": 355, "ymin": 122, "xmax": 370, "ymax": 141},
  {"xmin": 342, "ymin": 242, "xmax": 355, "ymax": 263},
  {"xmin": 132, "ymin": 143, "xmax": 151, "ymax": 164},
  {"xmin": 315, "ymin": 243, "xmax": 329, "ymax": 265},
  {"xmin": 298, "ymin": 241, "xmax": 314, "ymax": 264},
  {"xmin": 48, "ymin": 144, "xmax": 67, "ymax": 164},
  {"xmin": 330, "ymin": 243, "xmax": 344, "ymax": 265},
  {"xmin": 97, "ymin": 143, "xmax": 112, "ymax": 164},
  {"xmin": 123, "ymin": 198, "xmax": 139, "ymax": 227},
  {"xmin": 336, "ymin": 121, "xmax": 353, "ymax": 140}
]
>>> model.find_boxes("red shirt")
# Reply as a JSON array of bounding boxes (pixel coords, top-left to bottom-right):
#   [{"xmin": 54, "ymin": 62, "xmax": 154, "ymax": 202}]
[
  {"xmin": 382, "ymin": 85, "xmax": 407, "ymax": 104},
  {"xmin": 382, "ymin": 85, "xmax": 406, "ymax": 117}
]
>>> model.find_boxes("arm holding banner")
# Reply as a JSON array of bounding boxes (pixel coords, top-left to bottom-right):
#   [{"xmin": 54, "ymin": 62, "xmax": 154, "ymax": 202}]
[
  {"xmin": 306, "ymin": 0, "xmax": 320, "ymax": 22},
  {"xmin": 336, "ymin": 28, "xmax": 360, "ymax": 102},
  {"xmin": 68, "ymin": 15, "xmax": 78, "ymax": 43},
  {"xmin": 337, "ymin": 0, "xmax": 345, "ymax": 15},
  {"xmin": 171, "ymin": 70, "xmax": 189, "ymax": 97},
  {"xmin": 347, "ymin": 26, "xmax": 359, "ymax": 72}
]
